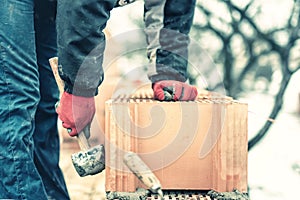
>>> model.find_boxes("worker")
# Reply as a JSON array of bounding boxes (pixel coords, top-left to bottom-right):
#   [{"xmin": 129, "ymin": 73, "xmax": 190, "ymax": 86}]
[
  {"xmin": 0, "ymin": 0, "xmax": 70, "ymax": 199},
  {"xmin": 56, "ymin": 0, "xmax": 198, "ymax": 135}
]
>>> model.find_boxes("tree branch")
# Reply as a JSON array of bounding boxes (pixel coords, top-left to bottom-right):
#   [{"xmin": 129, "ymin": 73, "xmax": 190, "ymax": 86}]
[{"xmin": 248, "ymin": 73, "xmax": 292, "ymax": 150}]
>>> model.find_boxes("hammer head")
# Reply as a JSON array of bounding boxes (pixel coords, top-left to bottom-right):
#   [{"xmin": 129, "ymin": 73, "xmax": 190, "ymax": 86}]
[{"xmin": 71, "ymin": 144, "xmax": 105, "ymax": 177}]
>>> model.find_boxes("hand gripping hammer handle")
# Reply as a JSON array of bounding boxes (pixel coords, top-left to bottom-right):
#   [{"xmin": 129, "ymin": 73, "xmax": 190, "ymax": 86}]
[
  {"xmin": 49, "ymin": 57, "xmax": 105, "ymax": 177},
  {"xmin": 49, "ymin": 57, "xmax": 92, "ymax": 149}
]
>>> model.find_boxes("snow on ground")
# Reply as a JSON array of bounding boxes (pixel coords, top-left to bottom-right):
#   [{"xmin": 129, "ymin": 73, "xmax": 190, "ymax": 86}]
[{"xmin": 246, "ymin": 71, "xmax": 300, "ymax": 199}]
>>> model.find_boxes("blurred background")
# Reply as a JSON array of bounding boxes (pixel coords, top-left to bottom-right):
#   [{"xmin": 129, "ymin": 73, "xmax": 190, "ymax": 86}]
[{"xmin": 61, "ymin": 0, "xmax": 300, "ymax": 199}]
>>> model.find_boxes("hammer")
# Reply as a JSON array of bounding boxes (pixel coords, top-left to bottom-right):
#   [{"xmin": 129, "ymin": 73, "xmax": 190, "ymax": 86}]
[{"xmin": 49, "ymin": 57, "xmax": 105, "ymax": 177}]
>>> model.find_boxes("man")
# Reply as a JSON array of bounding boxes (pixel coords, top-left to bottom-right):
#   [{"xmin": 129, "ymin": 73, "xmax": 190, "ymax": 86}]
[
  {"xmin": 0, "ymin": 0, "xmax": 70, "ymax": 199},
  {"xmin": 56, "ymin": 0, "xmax": 198, "ymax": 135}
]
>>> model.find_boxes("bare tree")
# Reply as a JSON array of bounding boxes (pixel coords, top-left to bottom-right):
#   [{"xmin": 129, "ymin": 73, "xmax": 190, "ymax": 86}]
[{"xmin": 190, "ymin": 0, "xmax": 300, "ymax": 150}]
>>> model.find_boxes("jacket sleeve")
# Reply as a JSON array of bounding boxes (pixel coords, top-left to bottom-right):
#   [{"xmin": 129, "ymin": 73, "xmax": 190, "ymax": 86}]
[
  {"xmin": 144, "ymin": 0, "xmax": 196, "ymax": 83},
  {"xmin": 56, "ymin": 0, "xmax": 117, "ymax": 97}
]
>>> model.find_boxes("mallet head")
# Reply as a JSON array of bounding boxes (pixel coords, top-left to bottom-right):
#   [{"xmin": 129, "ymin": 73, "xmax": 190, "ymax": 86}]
[{"xmin": 71, "ymin": 144, "xmax": 105, "ymax": 177}]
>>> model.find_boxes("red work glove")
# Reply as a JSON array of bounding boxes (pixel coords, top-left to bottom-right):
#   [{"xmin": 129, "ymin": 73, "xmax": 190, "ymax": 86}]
[
  {"xmin": 152, "ymin": 80, "xmax": 198, "ymax": 101},
  {"xmin": 56, "ymin": 91, "xmax": 95, "ymax": 136}
]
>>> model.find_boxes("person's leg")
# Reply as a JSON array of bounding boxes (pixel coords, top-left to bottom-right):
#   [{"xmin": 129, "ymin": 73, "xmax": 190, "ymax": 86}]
[
  {"xmin": 33, "ymin": 0, "xmax": 70, "ymax": 199},
  {"xmin": 0, "ymin": 0, "xmax": 48, "ymax": 198}
]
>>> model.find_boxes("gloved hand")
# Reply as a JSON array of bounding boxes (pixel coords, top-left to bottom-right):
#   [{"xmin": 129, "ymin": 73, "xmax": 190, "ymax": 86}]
[
  {"xmin": 56, "ymin": 91, "xmax": 95, "ymax": 136},
  {"xmin": 152, "ymin": 80, "xmax": 198, "ymax": 101}
]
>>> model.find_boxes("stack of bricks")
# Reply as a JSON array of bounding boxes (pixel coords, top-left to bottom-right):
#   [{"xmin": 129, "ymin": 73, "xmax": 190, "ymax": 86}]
[{"xmin": 104, "ymin": 87, "xmax": 248, "ymax": 193}]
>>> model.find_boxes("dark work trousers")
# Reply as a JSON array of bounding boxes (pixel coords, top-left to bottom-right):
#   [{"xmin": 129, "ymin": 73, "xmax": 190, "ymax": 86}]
[{"xmin": 0, "ymin": 0, "xmax": 70, "ymax": 199}]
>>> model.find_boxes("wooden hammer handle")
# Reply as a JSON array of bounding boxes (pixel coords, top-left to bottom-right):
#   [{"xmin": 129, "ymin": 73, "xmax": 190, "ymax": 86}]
[
  {"xmin": 49, "ymin": 57, "xmax": 92, "ymax": 151},
  {"xmin": 77, "ymin": 126, "xmax": 91, "ymax": 151},
  {"xmin": 49, "ymin": 57, "xmax": 65, "ymax": 96}
]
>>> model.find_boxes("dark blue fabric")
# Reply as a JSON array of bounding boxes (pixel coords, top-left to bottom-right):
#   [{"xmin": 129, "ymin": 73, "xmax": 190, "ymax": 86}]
[
  {"xmin": 57, "ymin": 0, "xmax": 196, "ymax": 96},
  {"xmin": 0, "ymin": 0, "xmax": 69, "ymax": 199},
  {"xmin": 149, "ymin": 0, "xmax": 197, "ymax": 83},
  {"xmin": 57, "ymin": 0, "xmax": 118, "ymax": 97},
  {"xmin": 34, "ymin": 0, "xmax": 70, "ymax": 199}
]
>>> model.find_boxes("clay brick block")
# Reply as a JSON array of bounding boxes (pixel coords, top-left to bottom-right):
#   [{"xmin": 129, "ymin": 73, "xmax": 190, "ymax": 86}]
[
  {"xmin": 105, "ymin": 88, "xmax": 248, "ymax": 193},
  {"xmin": 93, "ymin": 78, "xmax": 148, "ymax": 145}
]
